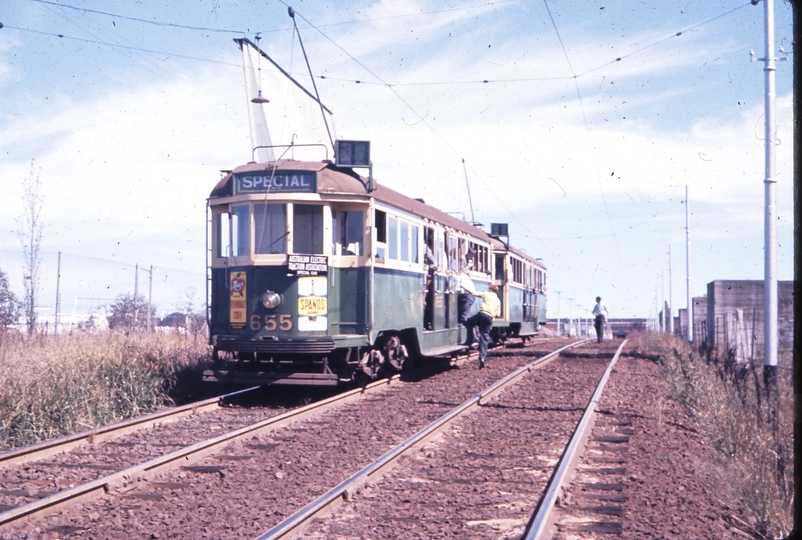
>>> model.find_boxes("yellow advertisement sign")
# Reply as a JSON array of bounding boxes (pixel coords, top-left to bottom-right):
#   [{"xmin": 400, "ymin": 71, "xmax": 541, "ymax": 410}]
[
  {"xmin": 298, "ymin": 296, "xmax": 328, "ymax": 317},
  {"xmin": 229, "ymin": 271, "xmax": 247, "ymax": 328}
]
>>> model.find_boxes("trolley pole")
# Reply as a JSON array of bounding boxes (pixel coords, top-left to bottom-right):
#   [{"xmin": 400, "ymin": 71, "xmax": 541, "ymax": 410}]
[{"xmin": 685, "ymin": 185, "xmax": 693, "ymax": 342}]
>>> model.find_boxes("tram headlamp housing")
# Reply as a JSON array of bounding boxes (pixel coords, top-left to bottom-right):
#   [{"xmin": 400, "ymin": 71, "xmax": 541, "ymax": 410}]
[{"xmin": 261, "ymin": 291, "xmax": 282, "ymax": 310}]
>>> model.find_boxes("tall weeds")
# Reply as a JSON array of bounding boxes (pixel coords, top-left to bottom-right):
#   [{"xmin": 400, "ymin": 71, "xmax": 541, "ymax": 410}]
[
  {"xmin": 0, "ymin": 331, "xmax": 212, "ymax": 451},
  {"xmin": 643, "ymin": 332, "xmax": 794, "ymax": 539}
]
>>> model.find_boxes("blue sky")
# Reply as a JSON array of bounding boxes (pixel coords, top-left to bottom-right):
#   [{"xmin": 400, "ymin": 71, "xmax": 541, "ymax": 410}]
[{"xmin": 0, "ymin": 0, "xmax": 794, "ymax": 322}]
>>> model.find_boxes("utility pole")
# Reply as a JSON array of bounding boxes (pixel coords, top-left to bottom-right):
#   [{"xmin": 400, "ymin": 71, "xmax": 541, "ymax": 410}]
[
  {"xmin": 567, "ymin": 297, "xmax": 573, "ymax": 337},
  {"xmin": 669, "ymin": 244, "xmax": 674, "ymax": 334},
  {"xmin": 661, "ymin": 270, "xmax": 665, "ymax": 332},
  {"xmin": 754, "ymin": 0, "xmax": 778, "ymax": 384},
  {"xmin": 134, "ymin": 263, "xmax": 139, "ymax": 327},
  {"xmin": 148, "ymin": 265, "xmax": 153, "ymax": 333},
  {"xmin": 685, "ymin": 185, "xmax": 693, "ymax": 342},
  {"xmin": 54, "ymin": 251, "xmax": 61, "ymax": 340},
  {"xmin": 555, "ymin": 290, "xmax": 562, "ymax": 336}
]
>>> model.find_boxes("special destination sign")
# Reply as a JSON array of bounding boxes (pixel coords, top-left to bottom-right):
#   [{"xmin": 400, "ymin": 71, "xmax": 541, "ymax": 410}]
[
  {"xmin": 235, "ymin": 170, "xmax": 317, "ymax": 193},
  {"xmin": 287, "ymin": 254, "xmax": 328, "ymax": 276}
]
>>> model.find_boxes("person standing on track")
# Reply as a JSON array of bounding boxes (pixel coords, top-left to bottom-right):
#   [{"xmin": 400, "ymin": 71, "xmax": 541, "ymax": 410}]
[
  {"xmin": 461, "ymin": 282, "xmax": 501, "ymax": 368},
  {"xmin": 592, "ymin": 296, "xmax": 609, "ymax": 342}
]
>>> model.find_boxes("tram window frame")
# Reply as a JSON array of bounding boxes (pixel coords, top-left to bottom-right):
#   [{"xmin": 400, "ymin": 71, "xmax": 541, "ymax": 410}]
[
  {"xmin": 374, "ymin": 210, "xmax": 387, "ymax": 260},
  {"xmin": 410, "ymin": 224, "xmax": 419, "ymax": 263},
  {"xmin": 254, "ymin": 203, "xmax": 287, "ymax": 255},
  {"xmin": 388, "ymin": 216, "xmax": 398, "ymax": 260},
  {"xmin": 292, "ymin": 204, "xmax": 324, "ymax": 255},
  {"xmin": 468, "ymin": 241, "xmax": 489, "ymax": 275},
  {"xmin": 495, "ymin": 253, "xmax": 505, "ymax": 282},
  {"xmin": 399, "ymin": 221, "xmax": 409, "ymax": 261},
  {"xmin": 216, "ymin": 211, "xmax": 230, "ymax": 258},
  {"xmin": 341, "ymin": 209, "xmax": 364, "ymax": 256},
  {"xmin": 446, "ymin": 234, "xmax": 458, "ymax": 272},
  {"xmin": 231, "ymin": 204, "xmax": 250, "ymax": 257}
]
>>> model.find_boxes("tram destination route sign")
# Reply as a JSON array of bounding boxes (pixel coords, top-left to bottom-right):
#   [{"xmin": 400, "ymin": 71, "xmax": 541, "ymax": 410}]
[
  {"xmin": 288, "ymin": 254, "xmax": 328, "ymax": 276},
  {"xmin": 234, "ymin": 170, "xmax": 317, "ymax": 194}
]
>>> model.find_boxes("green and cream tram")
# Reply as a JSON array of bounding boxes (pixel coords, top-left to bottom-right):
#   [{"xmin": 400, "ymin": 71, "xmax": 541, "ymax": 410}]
[{"xmin": 205, "ymin": 159, "xmax": 546, "ymax": 385}]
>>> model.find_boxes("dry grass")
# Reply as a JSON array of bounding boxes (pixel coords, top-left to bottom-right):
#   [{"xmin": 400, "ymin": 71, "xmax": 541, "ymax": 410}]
[
  {"xmin": 641, "ymin": 332, "xmax": 794, "ymax": 539},
  {"xmin": 0, "ymin": 330, "xmax": 212, "ymax": 451}
]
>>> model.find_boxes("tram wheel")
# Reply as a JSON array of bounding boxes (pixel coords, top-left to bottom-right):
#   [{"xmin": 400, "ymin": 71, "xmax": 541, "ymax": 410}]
[{"xmin": 382, "ymin": 336, "xmax": 409, "ymax": 372}]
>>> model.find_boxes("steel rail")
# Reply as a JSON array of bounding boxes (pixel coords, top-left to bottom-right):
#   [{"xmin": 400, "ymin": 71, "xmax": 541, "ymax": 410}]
[
  {"xmin": 0, "ymin": 374, "xmax": 405, "ymax": 530},
  {"xmin": 0, "ymin": 386, "xmax": 260, "ymax": 471},
  {"xmin": 522, "ymin": 339, "xmax": 628, "ymax": 540},
  {"xmin": 257, "ymin": 339, "xmax": 590, "ymax": 540}
]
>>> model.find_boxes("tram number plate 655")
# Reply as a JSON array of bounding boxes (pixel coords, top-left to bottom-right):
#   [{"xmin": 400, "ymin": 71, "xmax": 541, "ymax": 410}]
[
  {"xmin": 298, "ymin": 296, "xmax": 327, "ymax": 316},
  {"xmin": 250, "ymin": 314, "xmax": 292, "ymax": 331}
]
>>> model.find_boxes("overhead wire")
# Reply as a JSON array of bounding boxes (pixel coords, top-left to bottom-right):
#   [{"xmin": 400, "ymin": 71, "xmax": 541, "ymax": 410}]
[
  {"xmin": 542, "ymin": 0, "xmax": 624, "ymax": 277},
  {"xmin": 277, "ymin": 2, "xmax": 562, "ymax": 261},
  {"xmin": 5, "ymin": 2, "xmax": 762, "ymax": 270}
]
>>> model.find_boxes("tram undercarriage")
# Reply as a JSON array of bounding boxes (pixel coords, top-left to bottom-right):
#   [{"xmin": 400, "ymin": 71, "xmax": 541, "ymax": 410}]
[{"xmin": 204, "ymin": 335, "xmax": 413, "ymax": 387}]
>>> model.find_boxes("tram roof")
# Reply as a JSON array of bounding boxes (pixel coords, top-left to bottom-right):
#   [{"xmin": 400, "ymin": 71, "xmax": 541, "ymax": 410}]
[{"xmin": 211, "ymin": 160, "xmax": 545, "ymax": 269}]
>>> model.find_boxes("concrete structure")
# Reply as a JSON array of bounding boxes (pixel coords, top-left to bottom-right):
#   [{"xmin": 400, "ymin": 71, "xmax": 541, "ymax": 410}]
[
  {"xmin": 676, "ymin": 296, "xmax": 707, "ymax": 340},
  {"xmin": 705, "ymin": 280, "xmax": 793, "ymax": 355}
]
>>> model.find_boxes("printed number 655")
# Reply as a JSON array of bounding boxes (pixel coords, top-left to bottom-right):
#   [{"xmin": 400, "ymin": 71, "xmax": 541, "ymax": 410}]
[{"xmin": 250, "ymin": 314, "xmax": 292, "ymax": 331}]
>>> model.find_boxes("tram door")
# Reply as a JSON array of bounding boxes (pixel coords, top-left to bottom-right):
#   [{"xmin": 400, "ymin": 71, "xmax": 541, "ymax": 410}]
[
  {"xmin": 423, "ymin": 227, "xmax": 435, "ymax": 331},
  {"xmin": 495, "ymin": 253, "xmax": 506, "ymax": 320}
]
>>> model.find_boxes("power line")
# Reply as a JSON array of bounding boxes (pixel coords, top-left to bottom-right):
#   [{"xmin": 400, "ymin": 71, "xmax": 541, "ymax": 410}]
[{"xmin": 30, "ymin": 0, "xmax": 250, "ymax": 34}]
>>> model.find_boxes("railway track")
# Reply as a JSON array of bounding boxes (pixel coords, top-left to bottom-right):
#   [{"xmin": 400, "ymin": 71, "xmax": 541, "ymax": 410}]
[
  {"xmin": 0, "ymin": 371, "xmax": 420, "ymax": 534},
  {"xmin": 271, "ymin": 340, "xmax": 626, "ymax": 539},
  {"xmin": 1, "ymin": 338, "xmax": 603, "ymax": 538},
  {"xmin": 0, "ymin": 386, "xmax": 259, "ymax": 473}
]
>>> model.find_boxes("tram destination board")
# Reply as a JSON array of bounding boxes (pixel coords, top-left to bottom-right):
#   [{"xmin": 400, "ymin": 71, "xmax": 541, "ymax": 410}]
[
  {"xmin": 234, "ymin": 170, "xmax": 317, "ymax": 193},
  {"xmin": 288, "ymin": 254, "xmax": 328, "ymax": 276}
]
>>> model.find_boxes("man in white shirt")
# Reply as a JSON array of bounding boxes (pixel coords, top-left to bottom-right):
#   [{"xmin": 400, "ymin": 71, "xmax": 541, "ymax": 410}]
[{"xmin": 591, "ymin": 296, "xmax": 609, "ymax": 342}]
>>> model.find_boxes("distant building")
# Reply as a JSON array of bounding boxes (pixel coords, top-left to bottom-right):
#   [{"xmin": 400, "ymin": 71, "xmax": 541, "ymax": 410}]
[
  {"xmin": 676, "ymin": 296, "xmax": 707, "ymax": 339},
  {"xmin": 705, "ymin": 280, "xmax": 794, "ymax": 354}
]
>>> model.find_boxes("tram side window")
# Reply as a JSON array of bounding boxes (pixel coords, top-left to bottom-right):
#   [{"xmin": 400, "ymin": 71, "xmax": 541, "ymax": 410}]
[
  {"xmin": 388, "ymin": 216, "xmax": 398, "ymax": 260},
  {"xmin": 410, "ymin": 224, "xmax": 419, "ymax": 263},
  {"xmin": 374, "ymin": 210, "xmax": 386, "ymax": 259},
  {"xmin": 447, "ymin": 235, "xmax": 458, "ymax": 272},
  {"xmin": 469, "ymin": 242, "xmax": 488, "ymax": 274},
  {"xmin": 254, "ymin": 203, "xmax": 287, "ymax": 254},
  {"xmin": 400, "ymin": 221, "xmax": 409, "ymax": 261},
  {"xmin": 293, "ymin": 205, "xmax": 323, "ymax": 254},
  {"xmin": 341, "ymin": 210, "xmax": 364, "ymax": 256},
  {"xmin": 495, "ymin": 254, "xmax": 505, "ymax": 282},
  {"xmin": 331, "ymin": 210, "xmax": 338, "ymax": 255}
]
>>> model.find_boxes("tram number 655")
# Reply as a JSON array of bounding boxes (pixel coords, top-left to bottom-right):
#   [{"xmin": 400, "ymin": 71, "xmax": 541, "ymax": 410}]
[{"xmin": 250, "ymin": 314, "xmax": 292, "ymax": 331}]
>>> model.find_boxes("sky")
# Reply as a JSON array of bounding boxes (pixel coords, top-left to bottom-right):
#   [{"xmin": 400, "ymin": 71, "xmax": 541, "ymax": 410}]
[{"xmin": 0, "ymin": 0, "xmax": 795, "ymax": 325}]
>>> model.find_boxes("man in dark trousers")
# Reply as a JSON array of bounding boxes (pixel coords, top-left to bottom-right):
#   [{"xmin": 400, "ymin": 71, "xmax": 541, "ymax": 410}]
[
  {"xmin": 461, "ymin": 282, "xmax": 501, "ymax": 368},
  {"xmin": 592, "ymin": 296, "xmax": 609, "ymax": 342}
]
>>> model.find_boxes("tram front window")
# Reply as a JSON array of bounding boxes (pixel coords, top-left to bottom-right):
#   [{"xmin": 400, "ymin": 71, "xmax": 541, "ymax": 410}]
[
  {"xmin": 293, "ymin": 204, "xmax": 323, "ymax": 254},
  {"xmin": 341, "ymin": 210, "xmax": 363, "ymax": 256},
  {"xmin": 219, "ymin": 205, "xmax": 249, "ymax": 257},
  {"xmin": 255, "ymin": 203, "xmax": 287, "ymax": 254}
]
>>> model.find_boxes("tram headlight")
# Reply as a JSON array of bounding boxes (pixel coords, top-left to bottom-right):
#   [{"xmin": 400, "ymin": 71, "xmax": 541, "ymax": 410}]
[{"xmin": 261, "ymin": 291, "xmax": 282, "ymax": 310}]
